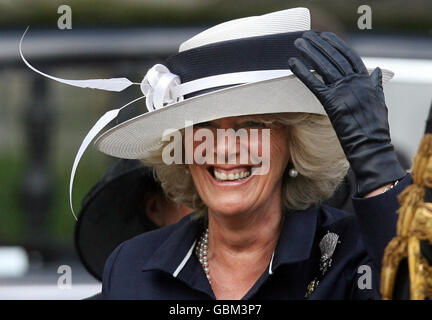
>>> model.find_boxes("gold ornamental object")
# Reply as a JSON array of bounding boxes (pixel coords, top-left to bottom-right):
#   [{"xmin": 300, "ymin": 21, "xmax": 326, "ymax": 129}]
[{"xmin": 381, "ymin": 117, "xmax": 432, "ymax": 299}]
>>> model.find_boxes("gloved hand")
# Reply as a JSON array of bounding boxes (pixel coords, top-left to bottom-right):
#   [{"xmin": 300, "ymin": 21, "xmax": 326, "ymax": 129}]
[{"xmin": 288, "ymin": 30, "xmax": 406, "ymax": 197}]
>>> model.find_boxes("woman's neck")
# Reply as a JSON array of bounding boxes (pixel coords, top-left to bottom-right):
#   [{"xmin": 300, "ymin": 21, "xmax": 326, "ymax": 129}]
[
  {"xmin": 207, "ymin": 197, "xmax": 284, "ymax": 265},
  {"xmin": 205, "ymin": 198, "xmax": 284, "ymax": 299}
]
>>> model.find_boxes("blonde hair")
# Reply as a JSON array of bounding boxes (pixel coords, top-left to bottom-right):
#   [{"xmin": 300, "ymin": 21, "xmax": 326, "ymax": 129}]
[{"xmin": 142, "ymin": 112, "xmax": 349, "ymax": 213}]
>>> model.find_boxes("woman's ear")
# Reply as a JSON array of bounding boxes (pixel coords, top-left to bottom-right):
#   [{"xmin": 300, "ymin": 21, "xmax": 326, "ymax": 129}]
[
  {"xmin": 143, "ymin": 193, "xmax": 165, "ymax": 227},
  {"xmin": 143, "ymin": 193, "xmax": 192, "ymax": 227}
]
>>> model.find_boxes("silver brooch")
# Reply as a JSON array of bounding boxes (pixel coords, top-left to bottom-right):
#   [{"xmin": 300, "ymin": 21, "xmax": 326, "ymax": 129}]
[
  {"xmin": 319, "ymin": 231, "xmax": 339, "ymax": 275},
  {"xmin": 305, "ymin": 231, "xmax": 340, "ymax": 298}
]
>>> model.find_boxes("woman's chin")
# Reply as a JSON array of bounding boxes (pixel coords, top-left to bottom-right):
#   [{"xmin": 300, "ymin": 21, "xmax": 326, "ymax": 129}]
[{"xmin": 207, "ymin": 198, "xmax": 255, "ymax": 217}]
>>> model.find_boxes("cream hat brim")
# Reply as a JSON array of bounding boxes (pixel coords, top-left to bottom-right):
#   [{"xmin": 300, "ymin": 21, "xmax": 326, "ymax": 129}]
[{"xmin": 94, "ymin": 68, "xmax": 394, "ymax": 159}]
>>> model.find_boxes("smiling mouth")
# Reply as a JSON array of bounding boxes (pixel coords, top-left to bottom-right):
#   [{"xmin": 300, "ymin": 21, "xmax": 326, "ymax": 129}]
[{"xmin": 208, "ymin": 166, "xmax": 252, "ymax": 182}]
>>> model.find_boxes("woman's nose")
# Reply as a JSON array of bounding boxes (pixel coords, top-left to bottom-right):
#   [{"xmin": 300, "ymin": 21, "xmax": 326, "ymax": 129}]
[{"xmin": 214, "ymin": 129, "xmax": 244, "ymax": 164}]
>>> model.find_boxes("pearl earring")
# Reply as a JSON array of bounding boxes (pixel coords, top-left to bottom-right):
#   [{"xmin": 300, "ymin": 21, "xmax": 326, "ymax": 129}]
[{"xmin": 289, "ymin": 168, "xmax": 298, "ymax": 178}]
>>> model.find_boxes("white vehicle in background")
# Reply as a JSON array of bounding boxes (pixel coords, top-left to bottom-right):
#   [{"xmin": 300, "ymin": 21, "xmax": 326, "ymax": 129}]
[
  {"xmin": 351, "ymin": 33, "xmax": 432, "ymax": 169},
  {"xmin": 362, "ymin": 57, "xmax": 432, "ymax": 169}
]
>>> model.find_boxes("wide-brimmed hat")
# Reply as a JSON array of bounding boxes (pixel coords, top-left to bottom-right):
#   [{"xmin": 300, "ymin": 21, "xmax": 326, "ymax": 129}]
[
  {"xmin": 20, "ymin": 7, "xmax": 393, "ymax": 215},
  {"xmin": 75, "ymin": 159, "xmax": 160, "ymax": 281},
  {"xmin": 93, "ymin": 7, "xmax": 393, "ymax": 160},
  {"xmin": 21, "ymin": 7, "xmax": 394, "ymax": 159}
]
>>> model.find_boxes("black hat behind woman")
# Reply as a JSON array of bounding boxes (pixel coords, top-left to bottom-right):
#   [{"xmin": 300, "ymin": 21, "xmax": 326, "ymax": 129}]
[{"xmin": 75, "ymin": 159, "xmax": 160, "ymax": 281}]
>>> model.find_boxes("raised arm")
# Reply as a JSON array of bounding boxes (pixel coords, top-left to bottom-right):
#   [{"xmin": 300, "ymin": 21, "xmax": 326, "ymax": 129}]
[{"xmin": 288, "ymin": 30, "xmax": 410, "ymax": 270}]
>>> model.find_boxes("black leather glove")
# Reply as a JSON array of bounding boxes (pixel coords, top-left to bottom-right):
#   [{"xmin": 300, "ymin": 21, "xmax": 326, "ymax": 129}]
[{"xmin": 288, "ymin": 30, "xmax": 406, "ymax": 197}]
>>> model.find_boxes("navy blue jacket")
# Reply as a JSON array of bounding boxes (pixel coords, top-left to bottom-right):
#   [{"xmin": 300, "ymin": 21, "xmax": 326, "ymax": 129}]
[{"xmin": 102, "ymin": 174, "xmax": 411, "ymax": 300}]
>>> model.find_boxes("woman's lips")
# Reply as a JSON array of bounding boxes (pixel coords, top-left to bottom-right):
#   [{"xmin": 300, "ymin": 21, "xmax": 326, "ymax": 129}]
[
  {"xmin": 213, "ymin": 167, "xmax": 251, "ymax": 180},
  {"xmin": 206, "ymin": 166, "xmax": 254, "ymax": 186}
]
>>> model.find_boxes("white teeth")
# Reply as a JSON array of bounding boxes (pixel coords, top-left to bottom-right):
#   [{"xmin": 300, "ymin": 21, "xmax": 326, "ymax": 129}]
[{"xmin": 213, "ymin": 168, "xmax": 251, "ymax": 181}]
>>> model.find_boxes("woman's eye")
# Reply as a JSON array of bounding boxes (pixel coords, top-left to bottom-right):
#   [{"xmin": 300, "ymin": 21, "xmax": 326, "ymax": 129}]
[
  {"xmin": 195, "ymin": 121, "xmax": 213, "ymax": 128},
  {"xmin": 244, "ymin": 121, "xmax": 267, "ymax": 128}
]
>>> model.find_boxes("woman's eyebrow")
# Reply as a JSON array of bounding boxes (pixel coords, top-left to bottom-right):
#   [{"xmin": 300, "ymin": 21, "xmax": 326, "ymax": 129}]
[
  {"xmin": 237, "ymin": 119, "xmax": 274, "ymax": 125},
  {"xmin": 196, "ymin": 121, "xmax": 213, "ymax": 126}
]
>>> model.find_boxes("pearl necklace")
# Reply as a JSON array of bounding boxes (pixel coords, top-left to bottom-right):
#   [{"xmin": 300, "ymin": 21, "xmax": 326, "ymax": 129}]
[{"xmin": 195, "ymin": 227, "xmax": 211, "ymax": 283}]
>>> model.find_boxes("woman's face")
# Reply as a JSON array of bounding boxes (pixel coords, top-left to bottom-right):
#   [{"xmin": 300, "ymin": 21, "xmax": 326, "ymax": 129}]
[{"xmin": 188, "ymin": 115, "xmax": 290, "ymax": 217}]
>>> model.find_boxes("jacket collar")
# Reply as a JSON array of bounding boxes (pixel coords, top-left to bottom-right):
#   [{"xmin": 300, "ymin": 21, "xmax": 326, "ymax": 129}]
[
  {"xmin": 142, "ymin": 205, "xmax": 320, "ymax": 277},
  {"xmin": 141, "ymin": 213, "xmax": 203, "ymax": 275},
  {"xmin": 269, "ymin": 205, "xmax": 319, "ymax": 273}
]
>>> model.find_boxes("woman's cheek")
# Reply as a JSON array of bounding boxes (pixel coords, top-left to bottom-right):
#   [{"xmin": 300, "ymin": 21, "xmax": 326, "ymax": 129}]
[
  {"xmin": 248, "ymin": 131, "xmax": 262, "ymax": 159},
  {"xmin": 269, "ymin": 129, "xmax": 290, "ymax": 174},
  {"xmin": 191, "ymin": 130, "xmax": 215, "ymax": 165}
]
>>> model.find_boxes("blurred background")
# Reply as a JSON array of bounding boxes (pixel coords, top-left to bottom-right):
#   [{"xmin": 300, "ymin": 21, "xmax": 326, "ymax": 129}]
[{"xmin": 0, "ymin": 0, "xmax": 431, "ymax": 299}]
